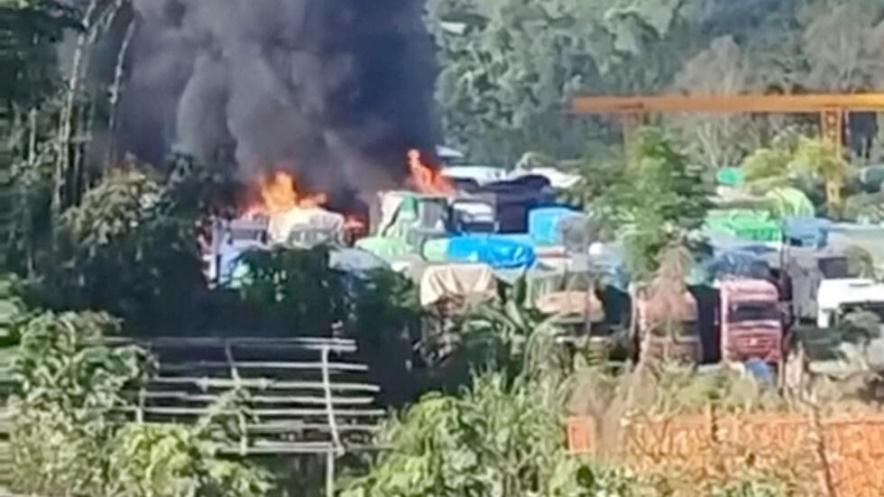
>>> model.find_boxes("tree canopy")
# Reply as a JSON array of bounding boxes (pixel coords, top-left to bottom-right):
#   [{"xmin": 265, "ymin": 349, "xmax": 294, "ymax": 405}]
[{"xmin": 426, "ymin": 0, "xmax": 884, "ymax": 165}]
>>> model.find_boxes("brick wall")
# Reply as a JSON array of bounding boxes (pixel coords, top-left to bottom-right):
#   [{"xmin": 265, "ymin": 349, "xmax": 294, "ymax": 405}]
[{"xmin": 567, "ymin": 413, "xmax": 884, "ymax": 497}]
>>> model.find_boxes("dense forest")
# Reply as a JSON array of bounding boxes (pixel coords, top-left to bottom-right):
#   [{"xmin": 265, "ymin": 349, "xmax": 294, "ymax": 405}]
[{"xmin": 428, "ymin": 0, "xmax": 884, "ymax": 163}]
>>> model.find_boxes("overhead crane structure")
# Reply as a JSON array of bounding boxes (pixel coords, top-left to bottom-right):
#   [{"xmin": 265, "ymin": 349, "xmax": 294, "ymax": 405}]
[{"xmin": 570, "ymin": 92, "xmax": 884, "ymax": 206}]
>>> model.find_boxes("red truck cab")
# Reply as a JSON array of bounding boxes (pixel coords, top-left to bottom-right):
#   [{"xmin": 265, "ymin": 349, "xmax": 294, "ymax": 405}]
[{"xmin": 717, "ymin": 279, "xmax": 785, "ymax": 365}]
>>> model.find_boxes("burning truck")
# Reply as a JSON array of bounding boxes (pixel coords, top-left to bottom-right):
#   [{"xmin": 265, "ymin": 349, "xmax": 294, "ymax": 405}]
[
  {"xmin": 203, "ymin": 149, "xmax": 564, "ymax": 284},
  {"xmin": 204, "ymin": 168, "xmax": 370, "ymax": 285}
]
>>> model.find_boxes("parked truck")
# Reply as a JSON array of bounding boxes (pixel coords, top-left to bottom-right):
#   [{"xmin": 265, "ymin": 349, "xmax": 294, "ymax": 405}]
[
  {"xmin": 817, "ymin": 278, "xmax": 884, "ymax": 329},
  {"xmin": 717, "ymin": 279, "xmax": 785, "ymax": 366},
  {"xmin": 633, "ymin": 286, "xmax": 702, "ymax": 363}
]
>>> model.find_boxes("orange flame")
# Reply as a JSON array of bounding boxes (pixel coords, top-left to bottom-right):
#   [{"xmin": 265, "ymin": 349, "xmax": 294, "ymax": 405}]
[
  {"xmin": 247, "ymin": 171, "xmax": 327, "ymax": 216},
  {"xmin": 407, "ymin": 149, "xmax": 454, "ymax": 195}
]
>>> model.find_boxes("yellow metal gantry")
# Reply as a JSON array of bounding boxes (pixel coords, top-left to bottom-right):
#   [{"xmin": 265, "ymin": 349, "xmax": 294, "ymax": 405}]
[{"xmin": 570, "ymin": 92, "xmax": 884, "ymax": 207}]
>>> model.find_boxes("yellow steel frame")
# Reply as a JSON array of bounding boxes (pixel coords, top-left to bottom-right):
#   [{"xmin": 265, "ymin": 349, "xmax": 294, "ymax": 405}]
[
  {"xmin": 570, "ymin": 93, "xmax": 884, "ymax": 154},
  {"xmin": 570, "ymin": 93, "xmax": 884, "ymax": 207}
]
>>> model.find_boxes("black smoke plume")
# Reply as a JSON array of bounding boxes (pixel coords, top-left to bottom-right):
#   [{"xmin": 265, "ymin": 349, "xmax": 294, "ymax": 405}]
[{"xmin": 118, "ymin": 0, "xmax": 438, "ymax": 195}]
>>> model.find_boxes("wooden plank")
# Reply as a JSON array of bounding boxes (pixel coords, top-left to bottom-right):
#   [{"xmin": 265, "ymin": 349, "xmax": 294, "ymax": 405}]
[
  {"xmin": 129, "ymin": 406, "xmax": 385, "ymax": 417},
  {"xmin": 135, "ymin": 391, "xmax": 376, "ymax": 405},
  {"xmin": 221, "ymin": 441, "xmax": 334, "ymax": 455},
  {"xmin": 95, "ymin": 336, "xmax": 357, "ymax": 351},
  {"xmin": 570, "ymin": 93, "xmax": 884, "ymax": 115},
  {"xmin": 320, "ymin": 347, "xmax": 342, "ymax": 452},
  {"xmin": 150, "ymin": 376, "xmax": 381, "ymax": 392},
  {"xmin": 247, "ymin": 421, "xmax": 382, "ymax": 434},
  {"xmin": 158, "ymin": 361, "xmax": 368, "ymax": 373}
]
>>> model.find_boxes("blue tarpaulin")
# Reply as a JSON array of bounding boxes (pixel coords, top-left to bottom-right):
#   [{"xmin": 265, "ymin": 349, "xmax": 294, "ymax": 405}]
[
  {"xmin": 783, "ymin": 217, "xmax": 830, "ymax": 248},
  {"xmin": 528, "ymin": 207, "xmax": 581, "ymax": 245},
  {"xmin": 445, "ymin": 235, "xmax": 537, "ymax": 269}
]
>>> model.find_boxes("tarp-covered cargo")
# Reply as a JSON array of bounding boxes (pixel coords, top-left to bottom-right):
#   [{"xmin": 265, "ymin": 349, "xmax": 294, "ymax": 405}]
[
  {"xmin": 445, "ymin": 235, "xmax": 537, "ymax": 269},
  {"xmin": 419, "ymin": 263, "xmax": 497, "ymax": 307},
  {"xmin": 376, "ymin": 191, "xmax": 448, "ymax": 243},
  {"xmin": 268, "ymin": 207, "xmax": 345, "ymax": 246},
  {"xmin": 783, "ymin": 217, "xmax": 830, "ymax": 248},
  {"xmin": 472, "ymin": 175, "xmax": 556, "ymax": 233},
  {"xmin": 716, "ymin": 167, "xmax": 745, "ymax": 187},
  {"xmin": 528, "ymin": 207, "xmax": 585, "ymax": 246},
  {"xmin": 704, "ymin": 209, "xmax": 782, "ymax": 242},
  {"xmin": 422, "ymin": 238, "xmax": 450, "ymax": 262}
]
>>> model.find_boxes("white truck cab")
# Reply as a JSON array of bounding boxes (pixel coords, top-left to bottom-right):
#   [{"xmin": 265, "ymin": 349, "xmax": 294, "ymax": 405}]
[{"xmin": 817, "ymin": 278, "xmax": 884, "ymax": 328}]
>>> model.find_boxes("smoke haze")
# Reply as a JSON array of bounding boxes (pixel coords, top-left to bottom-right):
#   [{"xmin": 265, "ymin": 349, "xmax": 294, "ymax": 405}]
[{"xmin": 118, "ymin": 0, "xmax": 438, "ymax": 194}]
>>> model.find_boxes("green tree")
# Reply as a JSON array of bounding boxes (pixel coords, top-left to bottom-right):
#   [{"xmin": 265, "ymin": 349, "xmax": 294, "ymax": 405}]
[
  {"xmin": 671, "ymin": 36, "xmax": 760, "ymax": 169},
  {"xmin": 10, "ymin": 310, "xmax": 273, "ymax": 497},
  {"xmin": 233, "ymin": 246, "xmax": 347, "ymax": 336},
  {"xmin": 0, "ymin": 1, "xmax": 80, "ymax": 273},
  {"xmin": 107, "ymin": 410, "xmax": 272, "ymax": 497},
  {"xmin": 41, "ymin": 167, "xmax": 206, "ymax": 333},
  {"xmin": 596, "ymin": 128, "xmax": 711, "ymax": 279},
  {"xmin": 11, "ymin": 311, "xmax": 146, "ymax": 496},
  {"xmin": 342, "ymin": 372, "xmax": 640, "ymax": 497},
  {"xmin": 743, "ymin": 134, "xmax": 850, "ymax": 214},
  {"xmin": 460, "ymin": 278, "xmax": 566, "ymax": 381},
  {"xmin": 424, "ymin": 0, "xmax": 698, "ymax": 164},
  {"xmin": 800, "ymin": 0, "xmax": 884, "ymax": 92}
]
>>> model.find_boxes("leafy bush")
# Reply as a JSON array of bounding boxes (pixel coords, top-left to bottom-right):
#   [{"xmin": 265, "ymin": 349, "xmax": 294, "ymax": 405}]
[
  {"xmin": 0, "ymin": 274, "xmax": 29, "ymax": 347},
  {"xmin": 743, "ymin": 134, "xmax": 850, "ymax": 214},
  {"xmin": 588, "ymin": 128, "xmax": 712, "ymax": 279},
  {"xmin": 460, "ymin": 278, "xmax": 566, "ymax": 380},
  {"xmin": 234, "ymin": 246, "xmax": 347, "ymax": 336},
  {"xmin": 347, "ymin": 268, "xmax": 422, "ymax": 405},
  {"xmin": 107, "ymin": 422, "xmax": 272, "ymax": 497},
  {"xmin": 342, "ymin": 373, "xmax": 643, "ymax": 497},
  {"xmin": 41, "ymin": 168, "xmax": 206, "ymax": 333},
  {"xmin": 10, "ymin": 310, "xmax": 273, "ymax": 497},
  {"xmin": 11, "ymin": 311, "xmax": 147, "ymax": 495}
]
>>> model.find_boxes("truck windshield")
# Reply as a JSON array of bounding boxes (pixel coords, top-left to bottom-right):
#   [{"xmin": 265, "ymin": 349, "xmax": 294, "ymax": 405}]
[{"xmin": 728, "ymin": 301, "xmax": 780, "ymax": 322}]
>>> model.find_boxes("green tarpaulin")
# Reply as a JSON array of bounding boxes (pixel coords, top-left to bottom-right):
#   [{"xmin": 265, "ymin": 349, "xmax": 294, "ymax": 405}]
[
  {"xmin": 422, "ymin": 238, "xmax": 450, "ymax": 262},
  {"xmin": 704, "ymin": 209, "xmax": 782, "ymax": 242},
  {"xmin": 716, "ymin": 167, "xmax": 745, "ymax": 187}
]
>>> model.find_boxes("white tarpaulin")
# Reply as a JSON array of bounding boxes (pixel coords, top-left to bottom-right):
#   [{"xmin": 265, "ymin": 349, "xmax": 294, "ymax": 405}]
[
  {"xmin": 420, "ymin": 263, "xmax": 497, "ymax": 307},
  {"xmin": 267, "ymin": 207, "xmax": 345, "ymax": 245},
  {"xmin": 509, "ymin": 167, "xmax": 581, "ymax": 189}
]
